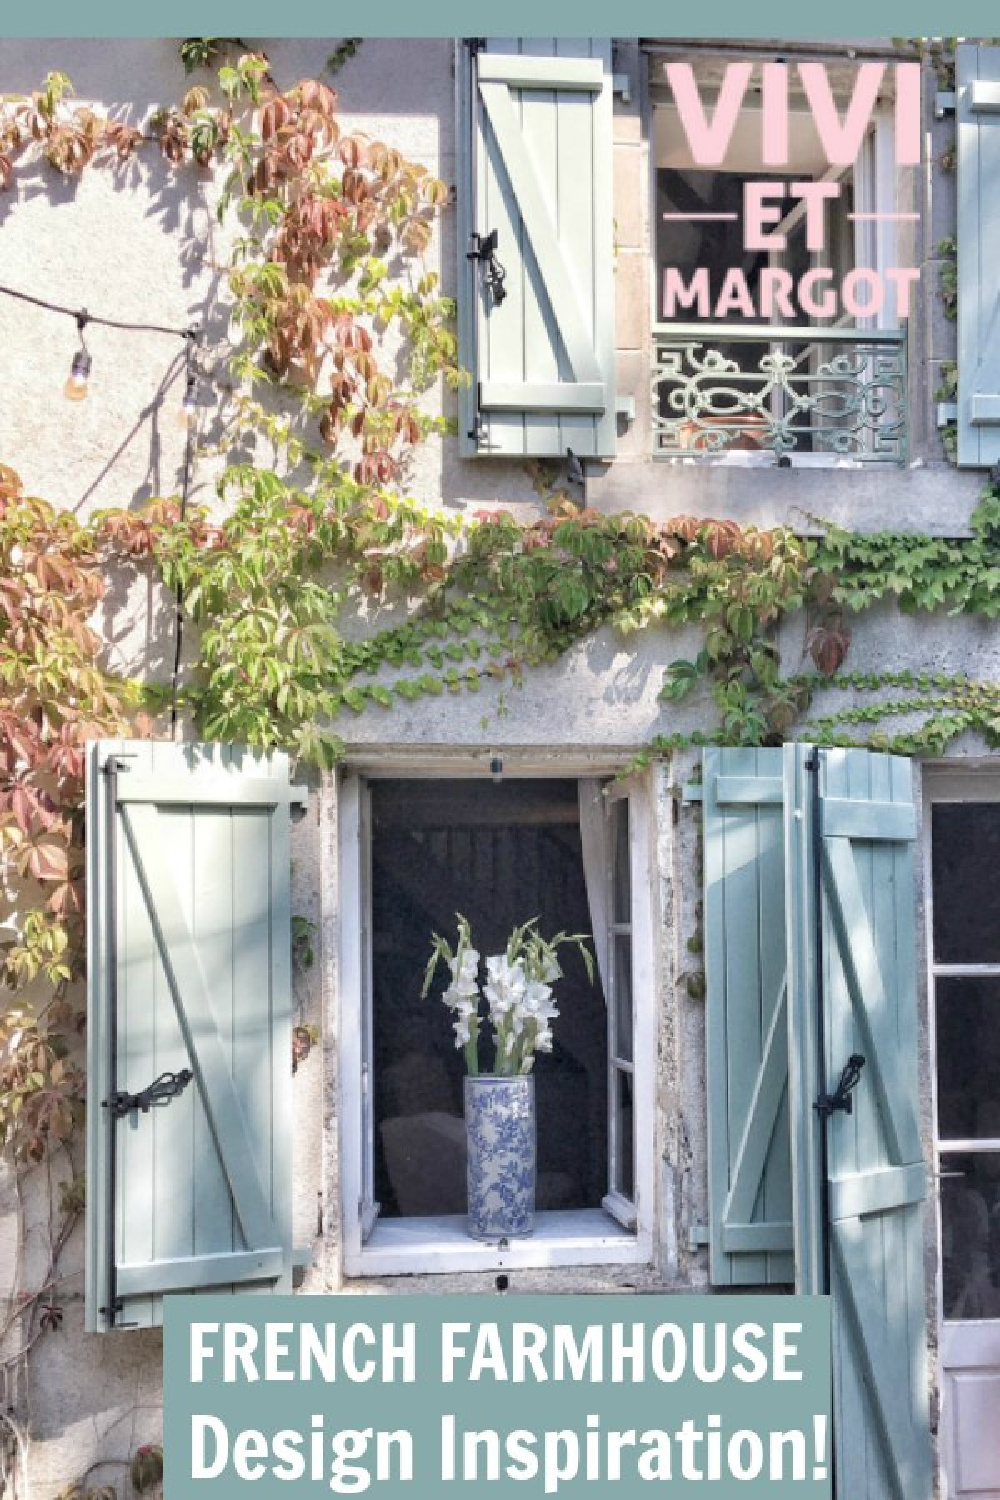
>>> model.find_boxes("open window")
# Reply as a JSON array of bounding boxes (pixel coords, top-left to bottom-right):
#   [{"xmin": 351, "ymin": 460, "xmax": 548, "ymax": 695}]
[
  {"xmin": 338, "ymin": 770, "xmax": 655, "ymax": 1276},
  {"xmin": 650, "ymin": 52, "xmax": 908, "ymax": 463}
]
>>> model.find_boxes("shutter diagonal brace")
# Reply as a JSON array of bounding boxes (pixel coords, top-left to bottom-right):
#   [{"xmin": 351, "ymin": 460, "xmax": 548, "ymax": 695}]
[
  {"xmin": 119, "ymin": 803, "xmax": 278, "ymax": 1255},
  {"xmin": 721, "ymin": 976, "xmax": 793, "ymax": 1252}
]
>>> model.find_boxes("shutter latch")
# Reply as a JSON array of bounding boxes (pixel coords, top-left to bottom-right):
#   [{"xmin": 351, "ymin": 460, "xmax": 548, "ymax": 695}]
[
  {"xmin": 814, "ymin": 1054, "xmax": 865, "ymax": 1118},
  {"xmin": 104, "ymin": 1068, "xmax": 194, "ymax": 1119},
  {"xmin": 468, "ymin": 230, "xmax": 507, "ymax": 306}
]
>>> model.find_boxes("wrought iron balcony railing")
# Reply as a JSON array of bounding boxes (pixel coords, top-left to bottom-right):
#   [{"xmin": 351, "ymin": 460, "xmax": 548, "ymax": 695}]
[{"xmin": 652, "ymin": 322, "xmax": 908, "ymax": 464}]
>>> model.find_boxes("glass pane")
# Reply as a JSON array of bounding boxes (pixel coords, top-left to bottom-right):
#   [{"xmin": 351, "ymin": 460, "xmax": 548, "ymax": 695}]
[
  {"xmin": 932, "ymin": 804, "xmax": 1000, "ymax": 963},
  {"xmin": 613, "ymin": 1069, "xmax": 634, "ymax": 1201},
  {"xmin": 940, "ymin": 1152, "xmax": 1000, "ymax": 1319},
  {"xmin": 612, "ymin": 800, "xmax": 630, "ymax": 925},
  {"xmin": 936, "ymin": 978, "xmax": 1000, "ymax": 1140},
  {"xmin": 613, "ymin": 933, "xmax": 633, "ymax": 1062}
]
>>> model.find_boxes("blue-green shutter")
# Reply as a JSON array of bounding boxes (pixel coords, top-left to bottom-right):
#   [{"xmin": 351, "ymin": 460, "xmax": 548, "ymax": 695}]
[
  {"xmin": 703, "ymin": 748, "xmax": 794, "ymax": 1285},
  {"xmin": 457, "ymin": 39, "xmax": 616, "ymax": 459},
  {"xmin": 957, "ymin": 44, "xmax": 1000, "ymax": 467},
  {"xmin": 85, "ymin": 741, "xmax": 300, "ymax": 1332},
  {"xmin": 785, "ymin": 746, "xmax": 931, "ymax": 1500}
]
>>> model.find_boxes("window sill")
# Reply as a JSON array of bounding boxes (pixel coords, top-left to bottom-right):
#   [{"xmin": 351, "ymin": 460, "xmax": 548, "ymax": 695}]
[
  {"xmin": 346, "ymin": 1210, "xmax": 651, "ymax": 1277},
  {"xmin": 652, "ymin": 451, "xmax": 874, "ymax": 471}
]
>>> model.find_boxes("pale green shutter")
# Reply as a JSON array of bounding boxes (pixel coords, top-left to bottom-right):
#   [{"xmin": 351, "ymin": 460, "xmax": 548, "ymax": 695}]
[
  {"xmin": 85, "ymin": 741, "xmax": 300, "ymax": 1332},
  {"xmin": 957, "ymin": 44, "xmax": 1000, "ymax": 466},
  {"xmin": 457, "ymin": 39, "xmax": 616, "ymax": 459},
  {"xmin": 785, "ymin": 746, "xmax": 932, "ymax": 1500},
  {"xmin": 703, "ymin": 748, "xmax": 794, "ymax": 1285}
]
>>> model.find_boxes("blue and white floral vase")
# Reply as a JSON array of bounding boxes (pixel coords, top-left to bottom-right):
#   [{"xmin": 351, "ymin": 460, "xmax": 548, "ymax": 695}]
[{"xmin": 464, "ymin": 1075, "xmax": 536, "ymax": 1239}]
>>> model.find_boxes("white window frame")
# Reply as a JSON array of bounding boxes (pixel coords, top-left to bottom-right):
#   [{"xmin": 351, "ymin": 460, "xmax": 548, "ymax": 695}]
[
  {"xmin": 923, "ymin": 766, "xmax": 1000, "ymax": 1330},
  {"xmin": 337, "ymin": 758, "xmax": 657, "ymax": 1277}
]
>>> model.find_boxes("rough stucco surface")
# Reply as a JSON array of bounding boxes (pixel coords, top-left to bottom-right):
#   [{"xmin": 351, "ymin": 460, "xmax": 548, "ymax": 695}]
[{"xmin": 0, "ymin": 35, "xmax": 981, "ymax": 1495}]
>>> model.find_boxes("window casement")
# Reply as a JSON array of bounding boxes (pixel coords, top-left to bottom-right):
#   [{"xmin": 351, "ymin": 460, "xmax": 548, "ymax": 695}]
[
  {"xmin": 337, "ymin": 765, "xmax": 655, "ymax": 1277},
  {"xmin": 650, "ymin": 50, "xmax": 908, "ymax": 465},
  {"xmin": 925, "ymin": 767, "xmax": 1000, "ymax": 1499},
  {"xmin": 925, "ymin": 770, "xmax": 1000, "ymax": 1322}
]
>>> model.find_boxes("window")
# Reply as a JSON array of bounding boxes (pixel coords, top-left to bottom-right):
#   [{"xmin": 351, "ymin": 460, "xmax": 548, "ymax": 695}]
[
  {"xmin": 927, "ymin": 778, "xmax": 1000, "ymax": 1320},
  {"xmin": 338, "ymin": 767, "xmax": 655, "ymax": 1276},
  {"xmin": 650, "ymin": 51, "xmax": 908, "ymax": 463},
  {"xmin": 926, "ymin": 770, "xmax": 1000, "ymax": 1499}
]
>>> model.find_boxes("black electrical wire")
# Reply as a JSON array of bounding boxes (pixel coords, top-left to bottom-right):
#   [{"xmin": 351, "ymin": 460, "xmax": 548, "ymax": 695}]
[
  {"xmin": 0, "ymin": 279, "xmax": 196, "ymax": 340},
  {"xmin": 170, "ymin": 338, "xmax": 197, "ymax": 736}
]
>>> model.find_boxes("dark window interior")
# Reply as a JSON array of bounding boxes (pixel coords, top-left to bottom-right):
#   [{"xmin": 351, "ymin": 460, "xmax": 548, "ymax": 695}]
[
  {"xmin": 932, "ymin": 804, "xmax": 1000, "ymax": 966},
  {"xmin": 657, "ymin": 168, "xmax": 803, "ymax": 324},
  {"xmin": 370, "ymin": 778, "xmax": 607, "ymax": 1219}
]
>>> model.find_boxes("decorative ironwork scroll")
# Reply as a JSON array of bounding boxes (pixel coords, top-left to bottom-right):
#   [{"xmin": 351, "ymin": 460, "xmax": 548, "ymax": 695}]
[{"xmin": 652, "ymin": 324, "xmax": 908, "ymax": 464}]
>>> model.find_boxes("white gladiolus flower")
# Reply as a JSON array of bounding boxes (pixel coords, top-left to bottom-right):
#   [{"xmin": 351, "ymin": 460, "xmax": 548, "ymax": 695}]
[
  {"xmin": 442, "ymin": 981, "xmax": 476, "ymax": 1010},
  {"xmin": 534, "ymin": 1025, "xmax": 554, "ymax": 1053},
  {"xmin": 522, "ymin": 980, "xmax": 554, "ymax": 1014},
  {"xmin": 451, "ymin": 947, "xmax": 480, "ymax": 983},
  {"xmin": 485, "ymin": 955, "xmax": 527, "ymax": 1023},
  {"xmin": 453, "ymin": 1008, "xmax": 475, "ymax": 1046},
  {"xmin": 448, "ymin": 975, "xmax": 479, "ymax": 1001}
]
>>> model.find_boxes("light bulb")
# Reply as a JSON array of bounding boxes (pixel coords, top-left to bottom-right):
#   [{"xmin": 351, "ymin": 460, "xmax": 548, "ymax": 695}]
[
  {"xmin": 63, "ymin": 349, "xmax": 92, "ymax": 402},
  {"xmin": 177, "ymin": 373, "xmax": 198, "ymax": 430}
]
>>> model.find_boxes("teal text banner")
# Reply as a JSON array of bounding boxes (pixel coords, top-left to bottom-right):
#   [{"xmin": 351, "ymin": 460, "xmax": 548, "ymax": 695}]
[
  {"xmin": 7, "ymin": 6, "xmax": 1000, "ymax": 36},
  {"xmin": 164, "ymin": 1293, "xmax": 831, "ymax": 1496}
]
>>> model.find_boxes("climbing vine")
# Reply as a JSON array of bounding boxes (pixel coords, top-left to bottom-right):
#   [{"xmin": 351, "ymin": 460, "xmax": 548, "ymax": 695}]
[{"xmin": 0, "ymin": 38, "xmax": 999, "ymax": 1493}]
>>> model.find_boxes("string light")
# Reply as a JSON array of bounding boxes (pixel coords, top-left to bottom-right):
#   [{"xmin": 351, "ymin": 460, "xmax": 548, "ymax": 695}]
[
  {"xmin": 63, "ymin": 311, "xmax": 92, "ymax": 402},
  {"xmin": 177, "ymin": 368, "xmax": 199, "ymax": 430},
  {"xmin": 0, "ymin": 280, "xmax": 202, "ymax": 421}
]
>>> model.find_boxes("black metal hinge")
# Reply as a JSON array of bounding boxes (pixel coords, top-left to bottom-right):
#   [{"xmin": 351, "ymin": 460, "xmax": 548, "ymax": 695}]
[
  {"xmin": 468, "ymin": 229, "xmax": 507, "ymax": 306},
  {"xmin": 815, "ymin": 1054, "xmax": 865, "ymax": 1119},
  {"xmin": 104, "ymin": 1068, "xmax": 194, "ymax": 1119},
  {"xmin": 467, "ymin": 382, "xmax": 487, "ymax": 447}
]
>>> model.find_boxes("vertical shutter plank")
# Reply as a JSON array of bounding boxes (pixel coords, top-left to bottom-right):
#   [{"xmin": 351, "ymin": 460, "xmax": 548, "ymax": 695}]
[
  {"xmin": 957, "ymin": 44, "xmax": 1000, "ymax": 465},
  {"xmin": 264, "ymin": 756, "xmax": 293, "ymax": 1290},
  {"xmin": 479, "ymin": 37, "xmax": 527, "ymax": 458},
  {"xmin": 554, "ymin": 38, "xmax": 599, "ymax": 461},
  {"xmin": 118, "ymin": 756, "xmax": 160, "ymax": 1329},
  {"xmin": 521, "ymin": 38, "xmax": 563, "ymax": 459},
  {"xmin": 148, "ymin": 803, "xmax": 196, "ymax": 1270},
  {"xmin": 191, "ymin": 794, "xmax": 238, "ymax": 1286},
  {"xmin": 783, "ymin": 743, "xmax": 826, "ymax": 1296},
  {"xmin": 756, "ymin": 752, "xmax": 792, "ymax": 1275}
]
